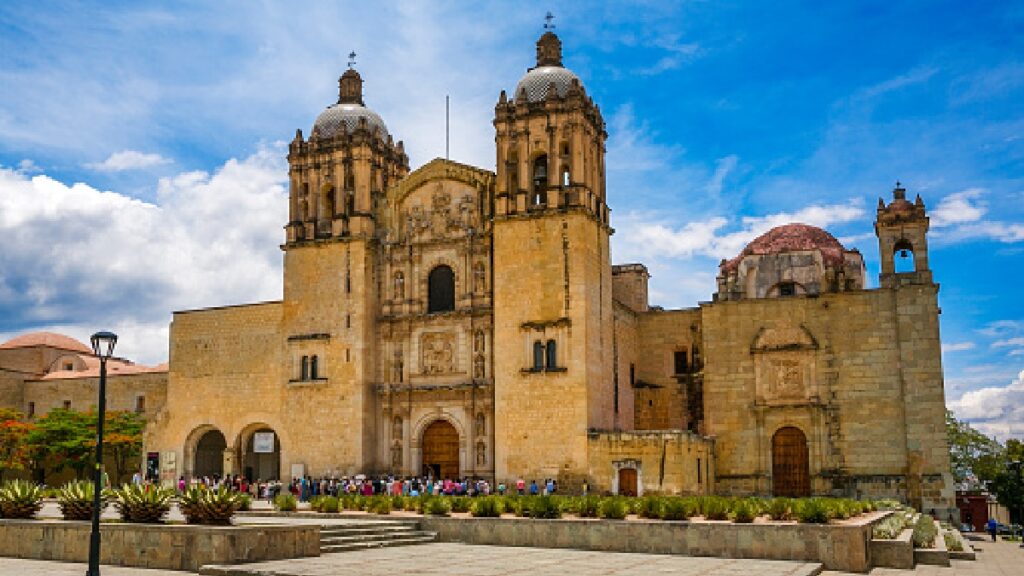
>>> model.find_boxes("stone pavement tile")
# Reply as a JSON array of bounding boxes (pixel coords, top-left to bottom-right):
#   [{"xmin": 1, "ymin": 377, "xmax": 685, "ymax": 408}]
[
  {"xmin": 199, "ymin": 543, "xmax": 824, "ymax": 576},
  {"xmin": 0, "ymin": 557, "xmax": 187, "ymax": 576},
  {"xmin": 823, "ymin": 537, "xmax": 1024, "ymax": 576}
]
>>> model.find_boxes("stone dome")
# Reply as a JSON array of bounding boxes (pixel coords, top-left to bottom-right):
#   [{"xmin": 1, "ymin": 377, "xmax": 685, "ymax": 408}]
[
  {"xmin": 0, "ymin": 331, "xmax": 92, "ymax": 354},
  {"xmin": 312, "ymin": 103, "xmax": 388, "ymax": 139},
  {"xmin": 312, "ymin": 68, "xmax": 389, "ymax": 140},
  {"xmin": 723, "ymin": 223, "xmax": 848, "ymax": 272}
]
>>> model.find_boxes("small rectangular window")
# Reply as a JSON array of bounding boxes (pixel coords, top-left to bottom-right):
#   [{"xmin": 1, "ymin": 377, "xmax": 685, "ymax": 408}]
[
  {"xmin": 674, "ymin": 350, "xmax": 688, "ymax": 375},
  {"xmin": 779, "ymin": 282, "xmax": 796, "ymax": 296},
  {"xmin": 63, "ymin": 400, "xmax": 71, "ymax": 410},
  {"xmin": 629, "ymin": 363, "xmax": 635, "ymax": 387},
  {"xmin": 300, "ymin": 356, "xmax": 309, "ymax": 380},
  {"xmin": 135, "ymin": 396, "xmax": 145, "ymax": 414},
  {"xmin": 27, "ymin": 402, "xmax": 35, "ymax": 418},
  {"xmin": 698, "ymin": 458, "xmax": 702, "ymax": 484},
  {"xmin": 63, "ymin": 362, "xmax": 73, "ymax": 371}
]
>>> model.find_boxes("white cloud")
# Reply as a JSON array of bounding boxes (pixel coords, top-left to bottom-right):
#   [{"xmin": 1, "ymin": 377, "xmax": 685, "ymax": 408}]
[
  {"xmin": 993, "ymin": 337, "xmax": 1024, "ymax": 349},
  {"xmin": 0, "ymin": 146, "xmax": 287, "ymax": 364},
  {"xmin": 950, "ymin": 369, "xmax": 1024, "ymax": 441},
  {"xmin": 930, "ymin": 188, "xmax": 986, "ymax": 227},
  {"xmin": 85, "ymin": 150, "xmax": 173, "ymax": 172},
  {"xmin": 706, "ymin": 155, "xmax": 739, "ymax": 197},
  {"xmin": 928, "ymin": 188, "xmax": 1024, "ymax": 244},
  {"xmin": 942, "ymin": 342, "xmax": 975, "ymax": 353}
]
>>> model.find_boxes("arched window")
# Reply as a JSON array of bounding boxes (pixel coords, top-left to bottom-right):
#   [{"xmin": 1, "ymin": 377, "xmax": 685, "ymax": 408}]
[
  {"xmin": 561, "ymin": 165, "xmax": 570, "ymax": 187},
  {"xmin": 545, "ymin": 339, "xmax": 557, "ymax": 370},
  {"xmin": 428, "ymin": 265, "xmax": 455, "ymax": 313},
  {"xmin": 310, "ymin": 355, "xmax": 319, "ymax": 379},
  {"xmin": 394, "ymin": 272, "xmax": 405, "ymax": 300},
  {"xmin": 300, "ymin": 355, "xmax": 309, "ymax": 380},
  {"xmin": 533, "ymin": 341, "xmax": 545, "ymax": 370},
  {"xmin": 894, "ymin": 240, "xmax": 915, "ymax": 273},
  {"xmin": 532, "ymin": 155, "xmax": 548, "ymax": 205},
  {"xmin": 323, "ymin": 184, "xmax": 335, "ymax": 218}
]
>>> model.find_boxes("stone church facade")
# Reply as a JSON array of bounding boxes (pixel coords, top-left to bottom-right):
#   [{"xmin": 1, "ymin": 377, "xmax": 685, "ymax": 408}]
[{"xmin": 1, "ymin": 31, "xmax": 954, "ymax": 515}]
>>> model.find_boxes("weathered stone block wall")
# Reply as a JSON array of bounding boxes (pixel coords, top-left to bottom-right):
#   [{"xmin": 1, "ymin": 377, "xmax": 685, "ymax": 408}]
[
  {"xmin": 587, "ymin": 430, "xmax": 714, "ymax": 495},
  {"xmin": 612, "ymin": 303, "xmax": 637, "ymax": 430},
  {"xmin": 633, "ymin": 309, "xmax": 701, "ymax": 431},
  {"xmin": 23, "ymin": 372, "xmax": 167, "ymax": 418},
  {"xmin": 0, "ymin": 520, "xmax": 319, "ymax": 571},
  {"xmin": 611, "ymin": 264, "xmax": 648, "ymax": 313}
]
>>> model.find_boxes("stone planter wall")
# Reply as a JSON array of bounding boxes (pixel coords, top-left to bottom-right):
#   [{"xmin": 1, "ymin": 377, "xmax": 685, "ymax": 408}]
[
  {"xmin": 420, "ymin": 512, "xmax": 887, "ymax": 573},
  {"xmin": 870, "ymin": 528, "xmax": 914, "ymax": 569},
  {"xmin": 0, "ymin": 520, "xmax": 319, "ymax": 571},
  {"xmin": 913, "ymin": 521, "xmax": 950, "ymax": 567}
]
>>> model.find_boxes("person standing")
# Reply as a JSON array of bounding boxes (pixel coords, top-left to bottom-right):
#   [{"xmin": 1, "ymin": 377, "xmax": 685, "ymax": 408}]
[{"xmin": 987, "ymin": 517, "xmax": 998, "ymax": 542}]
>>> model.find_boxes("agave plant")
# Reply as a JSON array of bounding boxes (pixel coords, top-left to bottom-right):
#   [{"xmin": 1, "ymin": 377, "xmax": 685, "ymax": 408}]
[
  {"xmin": 0, "ymin": 480, "xmax": 44, "ymax": 519},
  {"xmin": 111, "ymin": 484, "xmax": 174, "ymax": 523},
  {"xmin": 177, "ymin": 486, "xmax": 242, "ymax": 525},
  {"xmin": 177, "ymin": 485, "xmax": 206, "ymax": 524},
  {"xmin": 57, "ymin": 480, "xmax": 103, "ymax": 521}
]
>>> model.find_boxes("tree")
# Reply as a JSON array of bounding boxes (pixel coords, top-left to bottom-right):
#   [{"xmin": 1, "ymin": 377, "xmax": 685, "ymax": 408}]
[
  {"xmin": 24, "ymin": 409, "xmax": 95, "ymax": 480},
  {"xmin": 946, "ymin": 410, "xmax": 1004, "ymax": 486},
  {"xmin": 989, "ymin": 439, "xmax": 1024, "ymax": 525},
  {"xmin": 103, "ymin": 411, "xmax": 145, "ymax": 483},
  {"xmin": 0, "ymin": 409, "xmax": 34, "ymax": 481}
]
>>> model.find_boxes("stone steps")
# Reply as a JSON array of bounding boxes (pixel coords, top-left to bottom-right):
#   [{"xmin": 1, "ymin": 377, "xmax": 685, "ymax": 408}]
[{"xmin": 318, "ymin": 521, "xmax": 436, "ymax": 554}]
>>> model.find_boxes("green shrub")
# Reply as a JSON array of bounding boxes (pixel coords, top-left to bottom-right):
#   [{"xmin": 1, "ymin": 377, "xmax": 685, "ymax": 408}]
[
  {"xmin": 661, "ymin": 497, "xmax": 691, "ymax": 521},
  {"xmin": 599, "ymin": 497, "xmax": 628, "ymax": 520},
  {"xmin": 341, "ymin": 495, "xmax": 362, "ymax": 510},
  {"xmin": 273, "ymin": 492, "xmax": 297, "ymax": 512},
  {"xmin": 424, "ymin": 497, "xmax": 451, "ymax": 516},
  {"xmin": 944, "ymin": 531, "xmax": 963, "ymax": 551},
  {"xmin": 912, "ymin": 514, "xmax": 938, "ymax": 548},
  {"xmin": 529, "ymin": 495, "xmax": 562, "ymax": 519},
  {"xmin": 57, "ymin": 480, "xmax": 101, "ymax": 521},
  {"xmin": 237, "ymin": 493, "xmax": 252, "ymax": 511},
  {"xmin": 111, "ymin": 484, "xmax": 175, "ymax": 523},
  {"xmin": 471, "ymin": 496, "xmax": 502, "ymax": 518},
  {"xmin": 872, "ymin": 513, "xmax": 906, "ymax": 539},
  {"xmin": 450, "ymin": 496, "xmax": 471, "ymax": 513},
  {"xmin": 795, "ymin": 498, "xmax": 830, "ymax": 524},
  {"xmin": 368, "ymin": 496, "xmax": 392, "ymax": 515},
  {"xmin": 732, "ymin": 499, "xmax": 756, "ymax": 523},
  {"xmin": 319, "ymin": 496, "xmax": 340, "ymax": 513},
  {"xmin": 703, "ymin": 496, "xmax": 730, "ymax": 520},
  {"xmin": 577, "ymin": 496, "xmax": 601, "ymax": 518},
  {"xmin": 391, "ymin": 495, "xmax": 405, "ymax": 510},
  {"xmin": 766, "ymin": 498, "xmax": 791, "ymax": 521},
  {"xmin": 637, "ymin": 496, "xmax": 662, "ymax": 519},
  {"xmin": 0, "ymin": 480, "xmax": 45, "ymax": 519}
]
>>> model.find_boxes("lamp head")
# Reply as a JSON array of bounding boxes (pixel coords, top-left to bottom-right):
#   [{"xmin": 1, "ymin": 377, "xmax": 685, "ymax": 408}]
[{"xmin": 90, "ymin": 331, "xmax": 118, "ymax": 360}]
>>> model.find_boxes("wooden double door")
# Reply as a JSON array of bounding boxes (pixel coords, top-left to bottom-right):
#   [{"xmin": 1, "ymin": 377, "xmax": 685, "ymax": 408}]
[
  {"xmin": 772, "ymin": 427, "xmax": 810, "ymax": 497},
  {"xmin": 422, "ymin": 420, "xmax": 460, "ymax": 480}
]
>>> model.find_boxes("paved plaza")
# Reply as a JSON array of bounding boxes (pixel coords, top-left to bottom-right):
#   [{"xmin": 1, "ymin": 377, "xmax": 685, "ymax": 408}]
[{"xmin": 2, "ymin": 525, "xmax": 1023, "ymax": 576}]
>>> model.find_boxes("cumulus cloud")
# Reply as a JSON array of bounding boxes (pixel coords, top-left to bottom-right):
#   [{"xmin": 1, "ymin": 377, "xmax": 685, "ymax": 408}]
[
  {"xmin": 929, "ymin": 188, "xmax": 1024, "ymax": 243},
  {"xmin": 0, "ymin": 146, "xmax": 287, "ymax": 364},
  {"xmin": 85, "ymin": 150, "xmax": 173, "ymax": 172},
  {"xmin": 950, "ymin": 369, "xmax": 1024, "ymax": 440},
  {"xmin": 930, "ymin": 188, "xmax": 986, "ymax": 228},
  {"xmin": 942, "ymin": 342, "xmax": 976, "ymax": 353},
  {"xmin": 993, "ymin": 338, "xmax": 1024, "ymax": 349}
]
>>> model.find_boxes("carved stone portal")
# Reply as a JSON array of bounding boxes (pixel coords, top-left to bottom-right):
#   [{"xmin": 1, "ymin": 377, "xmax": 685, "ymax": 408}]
[
  {"xmin": 421, "ymin": 332, "xmax": 455, "ymax": 374},
  {"xmin": 753, "ymin": 325, "xmax": 819, "ymax": 405}
]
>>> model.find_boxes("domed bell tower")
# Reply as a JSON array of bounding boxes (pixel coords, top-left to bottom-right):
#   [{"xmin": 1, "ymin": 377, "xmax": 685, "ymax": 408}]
[
  {"xmin": 280, "ymin": 65, "xmax": 409, "ymax": 473},
  {"xmin": 491, "ymin": 30, "xmax": 615, "ymax": 489}
]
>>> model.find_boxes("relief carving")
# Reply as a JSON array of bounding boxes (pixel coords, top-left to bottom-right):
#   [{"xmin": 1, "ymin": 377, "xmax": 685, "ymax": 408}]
[
  {"xmin": 421, "ymin": 332, "xmax": 455, "ymax": 374},
  {"xmin": 753, "ymin": 324, "xmax": 818, "ymax": 405}
]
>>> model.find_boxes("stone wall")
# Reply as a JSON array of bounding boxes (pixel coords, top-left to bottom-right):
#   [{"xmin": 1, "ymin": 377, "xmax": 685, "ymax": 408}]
[
  {"xmin": 634, "ymin": 309, "xmax": 701, "ymax": 431},
  {"xmin": 587, "ymin": 430, "xmax": 714, "ymax": 495},
  {"xmin": 23, "ymin": 371, "xmax": 167, "ymax": 419},
  {"xmin": 419, "ymin": 513, "xmax": 881, "ymax": 572},
  {"xmin": 0, "ymin": 520, "xmax": 319, "ymax": 571}
]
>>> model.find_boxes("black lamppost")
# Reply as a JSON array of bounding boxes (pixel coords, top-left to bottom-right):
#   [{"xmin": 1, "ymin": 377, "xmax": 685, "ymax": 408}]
[{"xmin": 86, "ymin": 331, "xmax": 117, "ymax": 576}]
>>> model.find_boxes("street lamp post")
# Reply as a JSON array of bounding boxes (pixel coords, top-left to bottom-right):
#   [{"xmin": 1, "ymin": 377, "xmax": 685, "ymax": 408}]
[{"xmin": 86, "ymin": 331, "xmax": 117, "ymax": 576}]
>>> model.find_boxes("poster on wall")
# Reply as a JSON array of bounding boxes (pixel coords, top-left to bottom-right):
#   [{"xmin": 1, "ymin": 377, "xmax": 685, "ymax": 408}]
[{"xmin": 253, "ymin": 432, "xmax": 276, "ymax": 453}]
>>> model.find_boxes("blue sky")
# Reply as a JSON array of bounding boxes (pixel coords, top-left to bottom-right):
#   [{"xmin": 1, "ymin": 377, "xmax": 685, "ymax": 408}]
[{"xmin": 1, "ymin": 1, "xmax": 1022, "ymax": 438}]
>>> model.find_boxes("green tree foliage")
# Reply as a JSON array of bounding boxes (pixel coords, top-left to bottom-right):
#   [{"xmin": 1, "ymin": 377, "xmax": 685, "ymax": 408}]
[
  {"xmin": 989, "ymin": 439, "xmax": 1024, "ymax": 524},
  {"xmin": 18, "ymin": 409, "xmax": 145, "ymax": 483},
  {"xmin": 946, "ymin": 410, "xmax": 1004, "ymax": 484}
]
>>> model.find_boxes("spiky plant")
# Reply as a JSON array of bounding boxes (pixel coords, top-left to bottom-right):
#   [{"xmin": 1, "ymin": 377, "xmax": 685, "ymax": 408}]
[
  {"xmin": 177, "ymin": 485, "xmax": 206, "ymax": 524},
  {"xmin": 111, "ymin": 484, "xmax": 174, "ymax": 523},
  {"xmin": 0, "ymin": 480, "xmax": 44, "ymax": 519},
  {"xmin": 196, "ymin": 487, "xmax": 243, "ymax": 525},
  {"xmin": 57, "ymin": 480, "xmax": 102, "ymax": 521}
]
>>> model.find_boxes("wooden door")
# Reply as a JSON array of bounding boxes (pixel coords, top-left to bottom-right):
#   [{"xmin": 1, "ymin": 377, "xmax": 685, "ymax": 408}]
[
  {"xmin": 618, "ymin": 468, "xmax": 638, "ymax": 496},
  {"xmin": 772, "ymin": 427, "xmax": 810, "ymax": 497},
  {"xmin": 422, "ymin": 420, "xmax": 460, "ymax": 479}
]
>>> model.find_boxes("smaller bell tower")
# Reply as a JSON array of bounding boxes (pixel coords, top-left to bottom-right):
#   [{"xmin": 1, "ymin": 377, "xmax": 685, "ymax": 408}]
[{"xmin": 875, "ymin": 182, "xmax": 932, "ymax": 288}]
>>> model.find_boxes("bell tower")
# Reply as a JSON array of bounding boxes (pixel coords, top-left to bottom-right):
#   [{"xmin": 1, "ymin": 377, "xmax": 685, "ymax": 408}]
[
  {"xmin": 875, "ymin": 182, "xmax": 932, "ymax": 287},
  {"xmin": 491, "ymin": 29, "xmax": 614, "ymax": 488}
]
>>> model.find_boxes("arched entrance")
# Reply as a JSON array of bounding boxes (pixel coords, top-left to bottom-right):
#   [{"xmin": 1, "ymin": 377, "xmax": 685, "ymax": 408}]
[
  {"xmin": 618, "ymin": 468, "xmax": 638, "ymax": 497},
  {"xmin": 193, "ymin": 429, "xmax": 227, "ymax": 479},
  {"xmin": 422, "ymin": 420, "xmax": 459, "ymax": 479},
  {"xmin": 772, "ymin": 426, "xmax": 810, "ymax": 497},
  {"xmin": 240, "ymin": 427, "xmax": 281, "ymax": 481}
]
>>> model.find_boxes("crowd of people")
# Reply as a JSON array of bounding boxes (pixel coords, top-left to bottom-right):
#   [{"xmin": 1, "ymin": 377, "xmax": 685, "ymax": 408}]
[{"xmin": 171, "ymin": 473, "xmax": 579, "ymax": 501}]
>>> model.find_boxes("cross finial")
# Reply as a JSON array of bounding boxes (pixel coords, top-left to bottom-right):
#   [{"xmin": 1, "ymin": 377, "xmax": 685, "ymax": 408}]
[
  {"xmin": 347, "ymin": 51, "xmax": 357, "ymax": 69},
  {"xmin": 544, "ymin": 11, "xmax": 555, "ymax": 30}
]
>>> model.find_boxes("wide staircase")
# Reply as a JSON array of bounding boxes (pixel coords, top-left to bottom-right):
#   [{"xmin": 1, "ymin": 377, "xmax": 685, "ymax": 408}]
[{"xmin": 319, "ymin": 519, "xmax": 436, "ymax": 554}]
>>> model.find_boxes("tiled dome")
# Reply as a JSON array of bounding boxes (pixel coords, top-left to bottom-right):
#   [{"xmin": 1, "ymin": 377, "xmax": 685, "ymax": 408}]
[
  {"xmin": 723, "ymin": 224, "xmax": 848, "ymax": 272},
  {"xmin": 0, "ymin": 331, "xmax": 92, "ymax": 354},
  {"xmin": 515, "ymin": 66, "xmax": 582, "ymax": 103},
  {"xmin": 313, "ymin": 103, "xmax": 388, "ymax": 139}
]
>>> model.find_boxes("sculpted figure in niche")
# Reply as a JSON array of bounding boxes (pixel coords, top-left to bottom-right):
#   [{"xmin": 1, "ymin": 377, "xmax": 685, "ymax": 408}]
[
  {"xmin": 394, "ymin": 272, "xmax": 405, "ymax": 300},
  {"xmin": 392, "ymin": 416, "xmax": 403, "ymax": 439},
  {"xmin": 391, "ymin": 443, "xmax": 402, "ymax": 469},
  {"xmin": 473, "ymin": 263, "xmax": 486, "ymax": 293},
  {"xmin": 473, "ymin": 330, "xmax": 485, "ymax": 353},
  {"xmin": 476, "ymin": 441, "xmax": 486, "ymax": 466},
  {"xmin": 475, "ymin": 412, "xmax": 485, "ymax": 436},
  {"xmin": 474, "ymin": 355, "xmax": 485, "ymax": 379},
  {"xmin": 422, "ymin": 333, "xmax": 455, "ymax": 374}
]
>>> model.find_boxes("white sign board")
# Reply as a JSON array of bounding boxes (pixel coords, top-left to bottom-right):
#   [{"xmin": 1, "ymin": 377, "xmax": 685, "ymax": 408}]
[{"xmin": 253, "ymin": 432, "xmax": 276, "ymax": 454}]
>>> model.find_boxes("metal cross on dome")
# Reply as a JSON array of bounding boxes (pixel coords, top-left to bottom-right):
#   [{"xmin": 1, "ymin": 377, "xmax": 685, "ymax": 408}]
[
  {"xmin": 544, "ymin": 11, "xmax": 555, "ymax": 30},
  {"xmin": 347, "ymin": 51, "xmax": 357, "ymax": 69}
]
